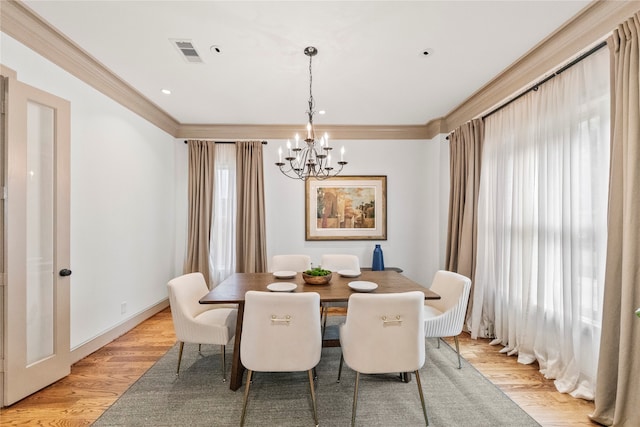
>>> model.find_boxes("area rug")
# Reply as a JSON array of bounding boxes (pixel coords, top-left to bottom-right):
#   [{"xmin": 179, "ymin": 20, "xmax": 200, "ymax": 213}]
[{"xmin": 93, "ymin": 338, "xmax": 539, "ymax": 427}]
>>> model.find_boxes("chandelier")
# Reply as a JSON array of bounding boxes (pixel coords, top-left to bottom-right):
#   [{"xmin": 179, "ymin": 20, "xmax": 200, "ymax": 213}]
[{"xmin": 276, "ymin": 46, "xmax": 347, "ymax": 180}]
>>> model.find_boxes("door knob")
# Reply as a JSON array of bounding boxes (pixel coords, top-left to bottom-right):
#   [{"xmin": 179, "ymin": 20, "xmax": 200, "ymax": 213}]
[{"xmin": 59, "ymin": 269, "xmax": 72, "ymax": 277}]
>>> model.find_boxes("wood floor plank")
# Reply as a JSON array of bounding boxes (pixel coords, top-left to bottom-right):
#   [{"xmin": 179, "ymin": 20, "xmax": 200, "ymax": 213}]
[
  {"xmin": 0, "ymin": 308, "xmax": 597, "ymax": 426},
  {"xmin": 448, "ymin": 334, "xmax": 597, "ymax": 427}
]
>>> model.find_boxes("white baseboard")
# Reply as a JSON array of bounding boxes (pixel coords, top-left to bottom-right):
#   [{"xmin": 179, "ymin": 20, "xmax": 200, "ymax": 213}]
[{"xmin": 70, "ymin": 298, "xmax": 170, "ymax": 364}]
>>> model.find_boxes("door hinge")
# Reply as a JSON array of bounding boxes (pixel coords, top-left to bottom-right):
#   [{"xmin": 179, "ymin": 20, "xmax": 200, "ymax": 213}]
[{"xmin": 1, "ymin": 186, "xmax": 6, "ymax": 200}]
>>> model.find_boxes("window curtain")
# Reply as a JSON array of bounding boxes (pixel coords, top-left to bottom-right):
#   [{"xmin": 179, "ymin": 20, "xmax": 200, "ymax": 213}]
[
  {"xmin": 591, "ymin": 13, "xmax": 640, "ymax": 426},
  {"xmin": 184, "ymin": 140, "xmax": 215, "ymax": 287},
  {"xmin": 471, "ymin": 46, "xmax": 610, "ymax": 399},
  {"xmin": 209, "ymin": 143, "xmax": 236, "ymax": 287},
  {"xmin": 235, "ymin": 141, "xmax": 267, "ymax": 273},
  {"xmin": 445, "ymin": 118, "xmax": 484, "ymax": 328}
]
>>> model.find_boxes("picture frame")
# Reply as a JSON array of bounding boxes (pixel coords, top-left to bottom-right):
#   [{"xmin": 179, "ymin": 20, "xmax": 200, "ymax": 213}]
[{"xmin": 305, "ymin": 175, "xmax": 387, "ymax": 241}]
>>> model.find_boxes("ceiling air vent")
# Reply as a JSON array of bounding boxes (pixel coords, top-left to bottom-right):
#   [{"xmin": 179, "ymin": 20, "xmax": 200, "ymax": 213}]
[{"xmin": 171, "ymin": 39, "xmax": 204, "ymax": 63}]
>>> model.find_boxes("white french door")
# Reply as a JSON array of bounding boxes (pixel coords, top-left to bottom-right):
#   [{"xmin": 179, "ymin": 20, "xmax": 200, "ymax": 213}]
[{"xmin": 1, "ymin": 71, "xmax": 71, "ymax": 406}]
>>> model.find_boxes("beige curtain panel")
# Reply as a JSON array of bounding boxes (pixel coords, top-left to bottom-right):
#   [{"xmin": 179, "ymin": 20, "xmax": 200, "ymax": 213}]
[
  {"xmin": 445, "ymin": 118, "xmax": 484, "ymax": 327},
  {"xmin": 591, "ymin": 12, "xmax": 640, "ymax": 427},
  {"xmin": 184, "ymin": 140, "xmax": 216, "ymax": 287},
  {"xmin": 235, "ymin": 141, "xmax": 267, "ymax": 273}
]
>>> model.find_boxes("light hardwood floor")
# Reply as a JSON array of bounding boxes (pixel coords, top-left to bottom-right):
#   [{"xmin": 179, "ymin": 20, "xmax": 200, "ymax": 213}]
[{"xmin": 0, "ymin": 308, "xmax": 598, "ymax": 426}]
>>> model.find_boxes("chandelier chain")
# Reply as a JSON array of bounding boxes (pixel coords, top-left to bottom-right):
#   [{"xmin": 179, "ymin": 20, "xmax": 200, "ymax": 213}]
[{"xmin": 308, "ymin": 53, "xmax": 314, "ymax": 127}]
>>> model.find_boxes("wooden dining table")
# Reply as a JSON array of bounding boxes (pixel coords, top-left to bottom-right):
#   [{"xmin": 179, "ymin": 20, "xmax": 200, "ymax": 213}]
[{"xmin": 199, "ymin": 270, "xmax": 440, "ymax": 391}]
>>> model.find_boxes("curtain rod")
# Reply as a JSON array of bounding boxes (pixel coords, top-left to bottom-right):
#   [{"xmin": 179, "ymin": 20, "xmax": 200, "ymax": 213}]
[
  {"xmin": 183, "ymin": 140, "xmax": 268, "ymax": 144},
  {"xmin": 446, "ymin": 40, "xmax": 608, "ymax": 140},
  {"xmin": 481, "ymin": 40, "xmax": 608, "ymax": 120}
]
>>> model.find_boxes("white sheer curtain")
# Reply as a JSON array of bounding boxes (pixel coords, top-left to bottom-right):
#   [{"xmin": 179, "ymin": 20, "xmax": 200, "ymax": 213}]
[
  {"xmin": 209, "ymin": 143, "xmax": 236, "ymax": 286},
  {"xmin": 471, "ymin": 47, "xmax": 610, "ymax": 399}
]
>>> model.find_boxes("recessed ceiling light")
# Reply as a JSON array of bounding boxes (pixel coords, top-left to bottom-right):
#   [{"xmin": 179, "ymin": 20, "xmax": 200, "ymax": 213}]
[
  {"xmin": 421, "ymin": 48, "xmax": 433, "ymax": 57},
  {"xmin": 319, "ymin": 110, "xmax": 326, "ymax": 115},
  {"xmin": 161, "ymin": 89, "xmax": 171, "ymax": 95},
  {"xmin": 210, "ymin": 45, "xmax": 222, "ymax": 54}
]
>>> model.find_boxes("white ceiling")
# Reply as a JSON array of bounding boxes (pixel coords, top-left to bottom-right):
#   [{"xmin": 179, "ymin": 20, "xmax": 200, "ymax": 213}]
[{"xmin": 23, "ymin": 0, "xmax": 592, "ymax": 126}]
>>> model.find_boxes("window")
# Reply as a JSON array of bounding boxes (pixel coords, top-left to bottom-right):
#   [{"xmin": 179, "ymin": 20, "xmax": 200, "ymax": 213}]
[
  {"xmin": 209, "ymin": 144, "xmax": 236, "ymax": 286},
  {"xmin": 472, "ymin": 46, "xmax": 610, "ymax": 399}
]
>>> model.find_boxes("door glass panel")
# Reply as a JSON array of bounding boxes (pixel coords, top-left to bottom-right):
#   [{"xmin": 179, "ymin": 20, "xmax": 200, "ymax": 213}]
[{"xmin": 26, "ymin": 101, "xmax": 55, "ymax": 365}]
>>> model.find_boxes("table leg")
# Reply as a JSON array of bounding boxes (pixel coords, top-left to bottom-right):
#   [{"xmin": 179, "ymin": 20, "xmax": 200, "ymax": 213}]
[
  {"xmin": 229, "ymin": 302, "xmax": 245, "ymax": 391},
  {"xmin": 401, "ymin": 372, "xmax": 413, "ymax": 383}
]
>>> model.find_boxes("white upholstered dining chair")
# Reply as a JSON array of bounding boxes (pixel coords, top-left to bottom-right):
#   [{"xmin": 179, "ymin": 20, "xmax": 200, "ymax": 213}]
[
  {"xmin": 338, "ymin": 291, "xmax": 428, "ymax": 427},
  {"xmin": 167, "ymin": 272, "xmax": 237, "ymax": 380},
  {"xmin": 269, "ymin": 254, "xmax": 312, "ymax": 272},
  {"xmin": 423, "ymin": 270, "xmax": 472, "ymax": 369},
  {"xmin": 240, "ymin": 291, "xmax": 322, "ymax": 427},
  {"xmin": 320, "ymin": 254, "xmax": 360, "ymax": 272}
]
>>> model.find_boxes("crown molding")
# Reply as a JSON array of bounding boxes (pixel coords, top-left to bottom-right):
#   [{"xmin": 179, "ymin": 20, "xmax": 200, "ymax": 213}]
[
  {"xmin": 177, "ymin": 123, "xmax": 431, "ymax": 140},
  {"xmin": 442, "ymin": 0, "xmax": 640, "ymax": 134},
  {"xmin": 0, "ymin": 0, "xmax": 180, "ymax": 136},
  {"xmin": 424, "ymin": 118, "xmax": 447, "ymax": 140}
]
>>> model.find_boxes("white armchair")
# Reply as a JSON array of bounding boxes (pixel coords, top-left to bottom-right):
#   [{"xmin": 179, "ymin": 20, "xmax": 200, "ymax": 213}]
[
  {"xmin": 240, "ymin": 291, "xmax": 322, "ymax": 426},
  {"xmin": 270, "ymin": 254, "xmax": 312, "ymax": 272},
  {"xmin": 338, "ymin": 291, "xmax": 428, "ymax": 426},
  {"xmin": 423, "ymin": 270, "xmax": 472, "ymax": 369},
  {"xmin": 167, "ymin": 272, "xmax": 237, "ymax": 380},
  {"xmin": 320, "ymin": 254, "xmax": 360, "ymax": 272}
]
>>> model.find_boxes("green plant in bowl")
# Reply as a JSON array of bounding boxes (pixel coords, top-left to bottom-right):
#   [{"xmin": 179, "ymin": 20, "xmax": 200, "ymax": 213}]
[
  {"xmin": 303, "ymin": 267, "xmax": 332, "ymax": 285},
  {"xmin": 304, "ymin": 267, "xmax": 332, "ymax": 276}
]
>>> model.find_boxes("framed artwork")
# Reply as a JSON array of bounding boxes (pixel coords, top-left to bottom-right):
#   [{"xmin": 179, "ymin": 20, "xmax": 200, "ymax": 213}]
[{"xmin": 305, "ymin": 175, "xmax": 387, "ymax": 240}]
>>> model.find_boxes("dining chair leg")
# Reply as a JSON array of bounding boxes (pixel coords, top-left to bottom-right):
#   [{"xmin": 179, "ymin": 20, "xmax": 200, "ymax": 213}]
[
  {"xmin": 321, "ymin": 304, "xmax": 328, "ymax": 340},
  {"xmin": 414, "ymin": 370, "xmax": 429, "ymax": 426},
  {"xmin": 221, "ymin": 345, "xmax": 227, "ymax": 381},
  {"xmin": 454, "ymin": 336, "xmax": 461, "ymax": 369},
  {"xmin": 240, "ymin": 369, "xmax": 254, "ymax": 427},
  {"xmin": 176, "ymin": 342, "xmax": 185, "ymax": 376},
  {"xmin": 198, "ymin": 343, "xmax": 202, "ymax": 352},
  {"xmin": 436, "ymin": 337, "xmax": 441, "ymax": 349},
  {"xmin": 351, "ymin": 371, "xmax": 360, "ymax": 427},
  {"xmin": 307, "ymin": 369, "xmax": 319, "ymax": 427},
  {"xmin": 337, "ymin": 354, "xmax": 344, "ymax": 383}
]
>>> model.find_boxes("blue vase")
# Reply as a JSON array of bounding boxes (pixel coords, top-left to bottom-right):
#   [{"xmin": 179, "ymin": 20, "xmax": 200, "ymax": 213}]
[{"xmin": 372, "ymin": 244, "xmax": 384, "ymax": 271}]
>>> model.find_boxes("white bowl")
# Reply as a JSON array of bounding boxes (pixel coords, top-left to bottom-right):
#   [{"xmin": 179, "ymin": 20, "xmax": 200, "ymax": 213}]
[
  {"xmin": 273, "ymin": 270, "xmax": 296, "ymax": 279},
  {"xmin": 267, "ymin": 282, "xmax": 297, "ymax": 292},
  {"xmin": 338, "ymin": 269, "xmax": 361, "ymax": 278},
  {"xmin": 348, "ymin": 281, "xmax": 378, "ymax": 292}
]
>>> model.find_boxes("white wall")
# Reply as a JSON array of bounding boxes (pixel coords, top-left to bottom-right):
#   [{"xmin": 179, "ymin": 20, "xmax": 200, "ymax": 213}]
[
  {"xmin": 264, "ymin": 137, "xmax": 448, "ymax": 286},
  {"xmin": 1, "ymin": 34, "xmax": 180, "ymax": 349},
  {"xmin": 438, "ymin": 133, "xmax": 451, "ymax": 268}
]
